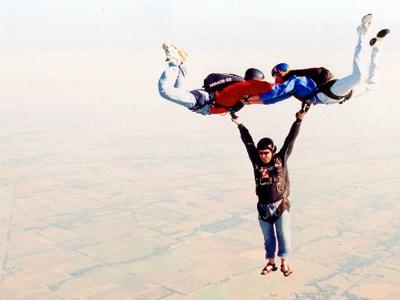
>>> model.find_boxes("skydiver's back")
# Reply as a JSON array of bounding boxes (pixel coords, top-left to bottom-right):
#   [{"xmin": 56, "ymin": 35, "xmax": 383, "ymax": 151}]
[
  {"xmin": 283, "ymin": 67, "xmax": 334, "ymax": 88},
  {"xmin": 211, "ymin": 80, "xmax": 273, "ymax": 114}
]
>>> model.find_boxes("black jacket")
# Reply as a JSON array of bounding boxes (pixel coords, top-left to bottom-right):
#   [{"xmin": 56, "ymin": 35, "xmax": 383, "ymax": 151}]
[
  {"xmin": 283, "ymin": 67, "xmax": 352, "ymax": 102},
  {"xmin": 283, "ymin": 67, "xmax": 334, "ymax": 88},
  {"xmin": 238, "ymin": 118, "xmax": 302, "ymax": 219}
]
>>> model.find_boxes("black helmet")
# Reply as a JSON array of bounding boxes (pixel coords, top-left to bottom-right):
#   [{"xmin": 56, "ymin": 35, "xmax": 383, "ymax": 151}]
[
  {"xmin": 244, "ymin": 68, "xmax": 265, "ymax": 81},
  {"xmin": 257, "ymin": 137, "xmax": 276, "ymax": 152}
]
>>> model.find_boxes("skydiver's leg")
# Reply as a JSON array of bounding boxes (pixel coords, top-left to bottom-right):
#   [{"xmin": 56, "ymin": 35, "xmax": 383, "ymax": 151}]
[
  {"xmin": 317, "ymin": 14, "xmax": 373, "ymax": 104},
  {"xmin": 366, "ymin": 45, "xmax": 380, "ymax": 86},
  {"xmin": 329, "ymin": 36, "xmax": 363, "ymax": 96},
  {"xmin": 366, "ymin": 29, "xmax": 390, "ymax": 86},
  {"xmin": 158, "ymin": 62, "xmax": 198, "ymax": 109},
  {"xmin": 158, "ymin": 42, "xmax": 196, "ymax": 108},
  {"xmin": 332, "ymin": 16, "xmax": 372, "ymax": 95},
  {"xmin": 276, "ymin": 211, "xmax": 291, "ymax": 259},
  {"xmin": 158, "ymin": 43, "xmax": 211, "ymax": 115},
  {"xmin": 258, "ymin": 217, "xmax": 277, "ymax": 261},
  {"xmin": 174, "ymin": 63, "xmax": 188, "ymax": 88},
  {"xmin": 276, "ymin": 211, "xmax": 292, "ymax": 276}
]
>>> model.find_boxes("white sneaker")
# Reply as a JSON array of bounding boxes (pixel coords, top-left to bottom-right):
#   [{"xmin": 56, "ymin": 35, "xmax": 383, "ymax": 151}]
[
  {"xmin": 357, "ymin": 14, "xmax": 373, "ymax": 35},
  {"xmin": 162, "ymin": 42, "xmax": 188, "ymax": 65},
  {"xmin": 174, "ymin": 45, "xmax": 189, "ymax": 62}
]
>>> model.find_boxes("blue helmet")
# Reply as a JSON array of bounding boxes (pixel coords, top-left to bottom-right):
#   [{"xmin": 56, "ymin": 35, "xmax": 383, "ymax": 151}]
[{"xmin": 271, "ymin": 63, "xmax": 289, "ymax": 76}]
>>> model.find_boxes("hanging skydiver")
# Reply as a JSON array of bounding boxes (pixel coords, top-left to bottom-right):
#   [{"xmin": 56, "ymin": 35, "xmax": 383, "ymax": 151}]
[
  {"xmin": 231, "ymin": 108, "xmax": 308, "ymax": 277},
  {"xmin": 157, "ymin": 43, "xmax": 274, "ymax": 118},
  {"xmin": 244, "ymin": 14, "xmax": 391, "ymax": 107}
]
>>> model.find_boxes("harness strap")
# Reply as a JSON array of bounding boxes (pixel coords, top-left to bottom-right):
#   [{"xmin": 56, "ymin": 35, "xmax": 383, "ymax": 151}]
[
  {"xmin": 297, "ymin": 79, "xmax": 353, "ymax": 105},
  {"xmin": 338, "ymin": 90, "xmax": 353, "ymax": 104},
  {"xmin": 260, "ymin": 198, "xmax": 289, "ymax": 223},
  {"xmin": 209, "ymin": 93, "xmax": 245, "ymax": 118},
  {"xmin": 189, "ymin": 89, "xmax": 246, "ymax": 118},
  {"xmin": 320, "ymin": 79, "xmax": 353, "ymax": 103},
  {"xmin": 188, "ymin": 89, "xmax": 212, "ymax": 112},
  {"xmin": 259, "ymin": 177, "xmax": 280, "ymax": 185}
]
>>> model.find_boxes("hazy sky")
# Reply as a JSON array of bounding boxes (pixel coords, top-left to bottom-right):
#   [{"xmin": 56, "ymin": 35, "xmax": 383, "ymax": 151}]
[
  {"xmin": 1, "ymin": 0, "xmax": 399, "ymax": 53},
  {"xmin": 1, "ymin": 0, "xmax": 398, "ymax": 112}
]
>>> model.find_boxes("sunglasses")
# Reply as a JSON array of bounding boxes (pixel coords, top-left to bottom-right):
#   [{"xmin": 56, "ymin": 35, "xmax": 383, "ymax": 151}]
[
  {"xmin": 258, "ymin": 150, "xmax": 272, "ymax": 155},
  {"xmin": 271, "ymin": 70, "xmax": 282, "ymax": 77}
]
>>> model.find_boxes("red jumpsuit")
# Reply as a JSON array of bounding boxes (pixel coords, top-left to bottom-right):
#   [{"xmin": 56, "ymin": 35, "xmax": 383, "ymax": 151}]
[{"xmin": 210, "ymin": 80, "xmax": 273, "ymax": 114}]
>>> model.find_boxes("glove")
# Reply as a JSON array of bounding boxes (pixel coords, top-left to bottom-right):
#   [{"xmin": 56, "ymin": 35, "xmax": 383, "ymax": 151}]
[{"xmin": 230, "ymin": 101, "xmax": 245, "ymax": 113}]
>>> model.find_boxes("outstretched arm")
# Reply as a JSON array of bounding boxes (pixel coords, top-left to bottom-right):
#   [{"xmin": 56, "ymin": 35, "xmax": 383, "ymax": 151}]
[
  {"xmin": 232, "ymin": 116, "xmax": 259, "ymax": 163},
  {"xmin": 246, "ymin": 78, "xmax": 297, "ymax": 105},
  {"xmin": 280, "ymin": 109, "xmax": 307, "ymax": 160}
]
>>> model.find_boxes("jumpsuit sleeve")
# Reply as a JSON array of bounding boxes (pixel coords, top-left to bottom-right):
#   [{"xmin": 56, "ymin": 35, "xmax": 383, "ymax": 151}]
[
  {"xmin": 238, "ymin": 124, "xmax": 258, "ymax": 164},
  {"xmin": 285, "ymin": 69, "xmax": 317, "ymax": 78},
  {"xmin": 279, "ymin": 118, "xmax": 302, "ymax": 161},
  {"xmin": 259, "ymin": 78, "xmax": 297, "ymax": 104},
  {"xmin": 287, "ymin": 68, "xmax": 334, "ymax": 83}
]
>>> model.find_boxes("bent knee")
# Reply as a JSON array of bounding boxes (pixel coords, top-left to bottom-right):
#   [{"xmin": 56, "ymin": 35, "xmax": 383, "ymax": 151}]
[
  {"xmin": 353, "ymin": 71, "xmax": 362, "ymax": 83},
  {"xmin": 158, "ymin": 82, "xmax": 171, "ymax": 99},
  {"xmin": 158, "ymin": 87, "xmax": 167, "ymax": 99}
]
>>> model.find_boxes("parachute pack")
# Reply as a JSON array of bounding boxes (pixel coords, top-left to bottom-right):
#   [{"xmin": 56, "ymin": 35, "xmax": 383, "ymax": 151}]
[{"xmin": 203, "ymin": 73, "xmax": 244, "ymax": 94}]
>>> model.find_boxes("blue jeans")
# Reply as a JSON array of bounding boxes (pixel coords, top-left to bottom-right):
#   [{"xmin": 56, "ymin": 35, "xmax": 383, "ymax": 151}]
[
  {"xmin": 158, "ymin": 62, "xmax": 210, "ymax": 115},
  {"xmin": 317, "ymin": 32, "xmax": 381, "ymax": 104},
  {"xmin": 258, "ymin": 211, "xmax": 291, "ymax": 259}
]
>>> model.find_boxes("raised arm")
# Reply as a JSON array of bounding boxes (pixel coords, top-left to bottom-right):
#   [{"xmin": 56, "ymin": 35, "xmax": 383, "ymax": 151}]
[
  {"xmin": 232, "ymin": 117, "xmax": 259, "ymax": 163},
  {"xmin": 279, "ymin": 110, "xmax": 306, "ymax": 160}
]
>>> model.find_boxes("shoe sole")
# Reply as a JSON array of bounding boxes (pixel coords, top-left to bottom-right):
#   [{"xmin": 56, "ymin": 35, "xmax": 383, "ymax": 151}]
[{"xmin": 377, "ymin": 29, "xmax": 390, "ymax": 38}]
